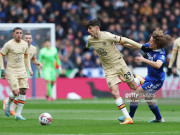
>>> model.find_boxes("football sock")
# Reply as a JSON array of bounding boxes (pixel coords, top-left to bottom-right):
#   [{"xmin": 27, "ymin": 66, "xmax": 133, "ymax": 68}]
[
  {"xmin": 6, "ymin": 92, "xmax": 16, "ymax": 110},
  {"xmin": 47, "ymin": 83, "xmax": 52, "ymax": 97},
  {"xmin": 16, "ymin": 94, "xmax": 26, "ymax": 116},
  {"xmin": 134, "ymin": 78, "xmax": 140, "ymax": 86},
  {"xmin": 115, "ymin": 97, "xmax": 131, "ymax": 118},
  {"xmin": 11, "ymin": 96, "xmax": 18, "ymax": 111},
  {"xmin": 148, "ymin": 103, "xmax": 162, "ymax": 120},
  {"xmin": 129, "ymin": 102, "xmax": 138, "ymax": 118}
]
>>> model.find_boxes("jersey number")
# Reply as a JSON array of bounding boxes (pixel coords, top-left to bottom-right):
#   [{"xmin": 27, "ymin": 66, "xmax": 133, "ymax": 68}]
[{"xmin": 124, "ymin": 71, "xmax": 131, "ymax": 80}]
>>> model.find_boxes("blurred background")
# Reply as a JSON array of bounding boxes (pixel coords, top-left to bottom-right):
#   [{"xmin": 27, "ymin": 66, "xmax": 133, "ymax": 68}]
[{"xmin": 0, "ymin": 0, "xmax": 180, "ymax": 100}]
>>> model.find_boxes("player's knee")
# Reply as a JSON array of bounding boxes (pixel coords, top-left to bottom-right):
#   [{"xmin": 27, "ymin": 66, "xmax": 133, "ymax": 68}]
[
  {"xmin": 129, "ymin": 85, "xmax": 137, "ymax": 90},
  {"xmin": 111, "ymin": 90, "xmax": 119, "ymax": 97},
  {"xmin": 145, "ymin": 97, "xmax": 154, "ymax": 105},
  {"xmin": 12, "ymin": 89, "xmax": 20, "ymax": 96},
  {"xmin": 130, "ymin": 92, "xmax": 139, "ymax": 101},
  {"xmin": 20, "ymin": 88, "xmax": 26, "ymax": 95}
]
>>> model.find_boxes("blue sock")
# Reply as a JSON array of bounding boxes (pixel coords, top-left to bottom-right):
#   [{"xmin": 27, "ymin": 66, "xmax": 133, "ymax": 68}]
[
  {"xmin": 148, "ymin": 103, "xmax": 162, "ymax": 120},
  {"xmin": 129, "ymin": 102, "xmax": 138, "ymax": 118}
]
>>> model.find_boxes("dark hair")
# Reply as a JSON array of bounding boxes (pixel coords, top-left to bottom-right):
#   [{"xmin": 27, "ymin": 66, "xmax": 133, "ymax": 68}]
[
  {"xmin": 13, "ymin": 27, "xmax": 22, "ymax": 32},
  {"xmin": 87, "ymin": 19, "xmax": 100, "ymax": 28},
  {"xmin": 152, "ymin": 29, "xmax": 172, "ymax": 49},
  {"xmin": 24, "ymin": 32, "xmax": 31, "ymax": 36}
]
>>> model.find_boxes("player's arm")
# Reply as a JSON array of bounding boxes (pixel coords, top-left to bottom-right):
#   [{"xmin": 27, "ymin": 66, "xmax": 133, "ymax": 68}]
[
  {"xmin": 120, "ymin": 37, "xmax": 153, "ymax": 52},
  {"xmin": 135, "ymin": 53, "xmax": 163, "ymax": 69},
  {"xmin": 168, "ymin": 41, "xmax": 178, "ymax": 69},
  {"xmin": 55, "ymin": 49, "xmax": 62, "ymax": 73},
  {"xmin": 0, "ymin": 43, "xmax": 9, "ymax": 79},
  {"xmin": 31, "ymin": 58, "xmax": 42, "ymax": 69},
  {"xmin": 31, "ymin": 48, "xmax": 42, "ymax": 69},
  {"xmin": 167, "ymin": 39, "xmax": 179, "ymax": 76},
  {"xmin": 0, "ymin": 53, "xmax": 6, "ymax": 79},
  {"xmin": 38, "ymin": 50, "xmax": 43, "ymax": 64},
  {"xmin": 24, "ymin": 54, "xmax": 33, "ymax": 76},
  {"xmin": 120, "ymin": 37, "xmax": 142, "ymax": 49},
  {"xmin": 83, "ymin": 37, "xmax": 91, "ymax": 52},
  {"xmin": 122, "ymin": 43, "xmax": 140, "ymax": 49}
]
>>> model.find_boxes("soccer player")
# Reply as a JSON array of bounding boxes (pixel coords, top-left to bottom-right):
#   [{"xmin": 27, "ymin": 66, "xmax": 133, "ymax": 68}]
[
  {"xmin": 39, "ymin": 40, "xmax": 61, "ymax": 101},
  {"xmin": 167, "ymin": 37, "xmax": 180, "ymax": 76},
  {"xmin": 9, "ymin": 32, "xmax": 43, "ymax": 116},
  {"xmin": 86, "ymin": 19, "xmax": 149, "ymax": 124},
  {"xmin": 0, "ymin": 27, "xmax": 33, "ymax": 120},
  {"xmin": 118, "ymin": 29, "xmax": 171, "ymax": 123}
]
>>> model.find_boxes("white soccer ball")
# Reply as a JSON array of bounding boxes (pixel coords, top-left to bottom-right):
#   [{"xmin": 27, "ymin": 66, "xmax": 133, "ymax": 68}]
[{"xmin": 39, "ymin": 113, "xmax": 52, "ymax": 125}]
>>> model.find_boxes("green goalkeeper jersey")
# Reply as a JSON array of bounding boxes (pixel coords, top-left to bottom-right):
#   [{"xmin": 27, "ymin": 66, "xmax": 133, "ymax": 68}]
[{"xmin": 39, "ymin": 47, "xmax": 61, "ymax": 70}]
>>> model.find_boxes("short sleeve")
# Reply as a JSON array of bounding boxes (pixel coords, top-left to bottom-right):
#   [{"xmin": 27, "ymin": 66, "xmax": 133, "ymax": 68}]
[
  {"xmin": 1, "ymin": 43, "xmax": 9, "ymax": 55},
  {"xmin": 173, "ymin": 39, "xmax": 180, "ymax": 51},
  {"xmin": 32, "ymin": 48, "xmax": 37, "ymax": 58},
  {"xmin": 86, "ymin": 36, "xmax": 92, "ymax": 48},
  {"xmin": 157, "ymin": 54, "xmax": 166, "ymax": 63},
  {"xmin": 106, "ymin": 32, "xmax": 121, "ymax": 43}
]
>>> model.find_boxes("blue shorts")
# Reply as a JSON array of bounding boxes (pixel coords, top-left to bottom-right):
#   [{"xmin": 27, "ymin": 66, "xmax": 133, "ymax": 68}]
[{"xmin": 141, "ymin": 80, "xmax": 164, "ymax": 94}]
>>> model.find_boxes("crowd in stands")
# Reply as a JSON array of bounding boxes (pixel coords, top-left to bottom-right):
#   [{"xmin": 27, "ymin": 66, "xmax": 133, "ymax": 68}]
[{"xmin": 0, "ymin": 0, "xmax": 180, "ymax": 75}]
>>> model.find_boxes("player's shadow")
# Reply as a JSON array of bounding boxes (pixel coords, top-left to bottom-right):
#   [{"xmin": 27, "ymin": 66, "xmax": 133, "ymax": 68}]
[{"xmin": 87, "ymin": 82, "xmax": 112, "ymax": 98}]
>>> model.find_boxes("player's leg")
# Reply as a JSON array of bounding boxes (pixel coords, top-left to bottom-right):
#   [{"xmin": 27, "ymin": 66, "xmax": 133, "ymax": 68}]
[
  {"xmin": 110, "ymin": 84, "xmax": 133, "ymax": 124},
  {"xmin": 3, "ymin": 75, "xmax": 19, "ymax": 117},
  {"xmin": 126, "ymin": 74, "xmax": 145, "ymax": 90},
  {"xmin": 15, "ymin": 88, "xmax": 26, "ymax": 120},
  {"xmin": 46, "ymin": 80, "xmax": 52, "ymax": 101},
  {"xmin": 118, "ymin": 86, "xmax": 145, "ymax": 122},
  {"xmin": 50, "ymin": 81, "xmax": 55, "ymax": 101},
  {"xmin": 145, "ymin": 96, "xmax": 164, "ymax": 122},
  {"xmin": 15, "ymin": 77, "xmax": 29, "ymax": 120},
  {"xmin": 50, "ymin": 69, "xmax": 56, "ymax": 100},
  {"xmin": 43, "ymin": 69, "xmax": 54, "ymax": 101},
  {"xmin": 3, "ymin": 90, "xmax": 19, "ymax": 117},
  {"xmin": 142, "ymin": 80, "xmax": 164, "ymax": 122},
  {"xmin": 129, "ymin": 87, "xmax": 145, "ymax": 118},
  {"xmin": 10, "ymin": 97, "xmax": 18, "ymax": 115}
]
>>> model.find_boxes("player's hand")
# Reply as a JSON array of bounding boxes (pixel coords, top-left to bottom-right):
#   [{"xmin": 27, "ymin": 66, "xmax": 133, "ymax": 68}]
[
  {"xmin": 167, "ymin": 68, "xmax": 172, "ymax": 76},
  {"xmin": 135, "ymin": 53, "xmax": 145, "ymax": 63},
  {"xmin": 38, "ymin": 63, "xmax": 43, "ymax": 69},
  {"xmin": 1, "ymin": 69, "xmax": 6, "ymax": 79},
  {"xmin": 29, "ymin": 69, "xmax": 33, "ymax": 76},
  {"xmin": 141, "ymin": 46, "xmax": 153, "ymax": 52}
]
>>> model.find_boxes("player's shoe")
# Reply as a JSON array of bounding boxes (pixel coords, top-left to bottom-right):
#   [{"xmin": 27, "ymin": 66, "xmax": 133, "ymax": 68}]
[
  {"xmin": 149, "ymin": 118, "xmax": 165, "ymax": 123},
  {"xmin": 3, "ymin": 99, "xmax": 10, "ymax": 117},
  {"xmin": 10, "ymin": 110, "xmax": 16, "ymax": 115},
  {"xmin": 3, "ymin": 99, "xmax": 6, "ymax": 111},
  {"xmin": 15, "ymin": 115, "xmax": 26, "ymax": 120},
  {"xmin": 118, "ymin": 116, "xmax": 125, "ymax": 122},
  {"xmin": 135, "ymin": 74, "xmax": 145, "ymax": 85},
  {"xmin": 46, "ymin": 96, "xmax": 51, "ymax": 101},
  {"xmin": 120, "ymin": 118, "xmax": 133, "ymax": 124}
]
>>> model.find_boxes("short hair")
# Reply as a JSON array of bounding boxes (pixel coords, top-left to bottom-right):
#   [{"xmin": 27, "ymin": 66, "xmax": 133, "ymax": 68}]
[
  {"xmin": 24, "ymin": 32, "xmax": 32, "ymax": 36},
  {"xmin": 87, "ymin": 19, "xmax": 100, "ymax": 28},
  {"xmin": 152, "ymin": 29, "xmax": 172, "ymax": 49},
  {"xmin": 13, "ymin": 27, "xmax": 22, "ymax": 32}
]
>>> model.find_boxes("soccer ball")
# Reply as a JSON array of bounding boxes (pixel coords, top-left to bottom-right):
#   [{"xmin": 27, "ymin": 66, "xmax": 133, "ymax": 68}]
[{"xmin": 39, "ymin": 113, "xmax": 52, "ymax": 125}]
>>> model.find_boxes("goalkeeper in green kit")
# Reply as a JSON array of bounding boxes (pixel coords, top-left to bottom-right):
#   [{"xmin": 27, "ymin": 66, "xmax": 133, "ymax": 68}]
[{"xmin": 39, "ymin": 40, "xmax": 61, "ymax": 101}]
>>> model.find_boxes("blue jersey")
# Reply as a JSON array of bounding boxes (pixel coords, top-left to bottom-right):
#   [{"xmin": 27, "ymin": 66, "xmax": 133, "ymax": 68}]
[{"xmin": 143, "ymin": 43, "xmax": 166, "ymax": 82}]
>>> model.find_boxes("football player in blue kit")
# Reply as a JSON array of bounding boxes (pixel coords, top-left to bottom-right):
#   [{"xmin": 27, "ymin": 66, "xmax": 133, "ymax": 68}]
[{"xmin": 118, "ymin": 29, "xmax": 172, "ymax": 123}]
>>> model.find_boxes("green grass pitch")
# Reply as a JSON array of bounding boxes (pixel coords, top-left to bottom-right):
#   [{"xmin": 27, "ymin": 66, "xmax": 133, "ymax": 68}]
[{"xmin": 0, "ymin": 98, "xmax": 180, "ymax": 135}]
